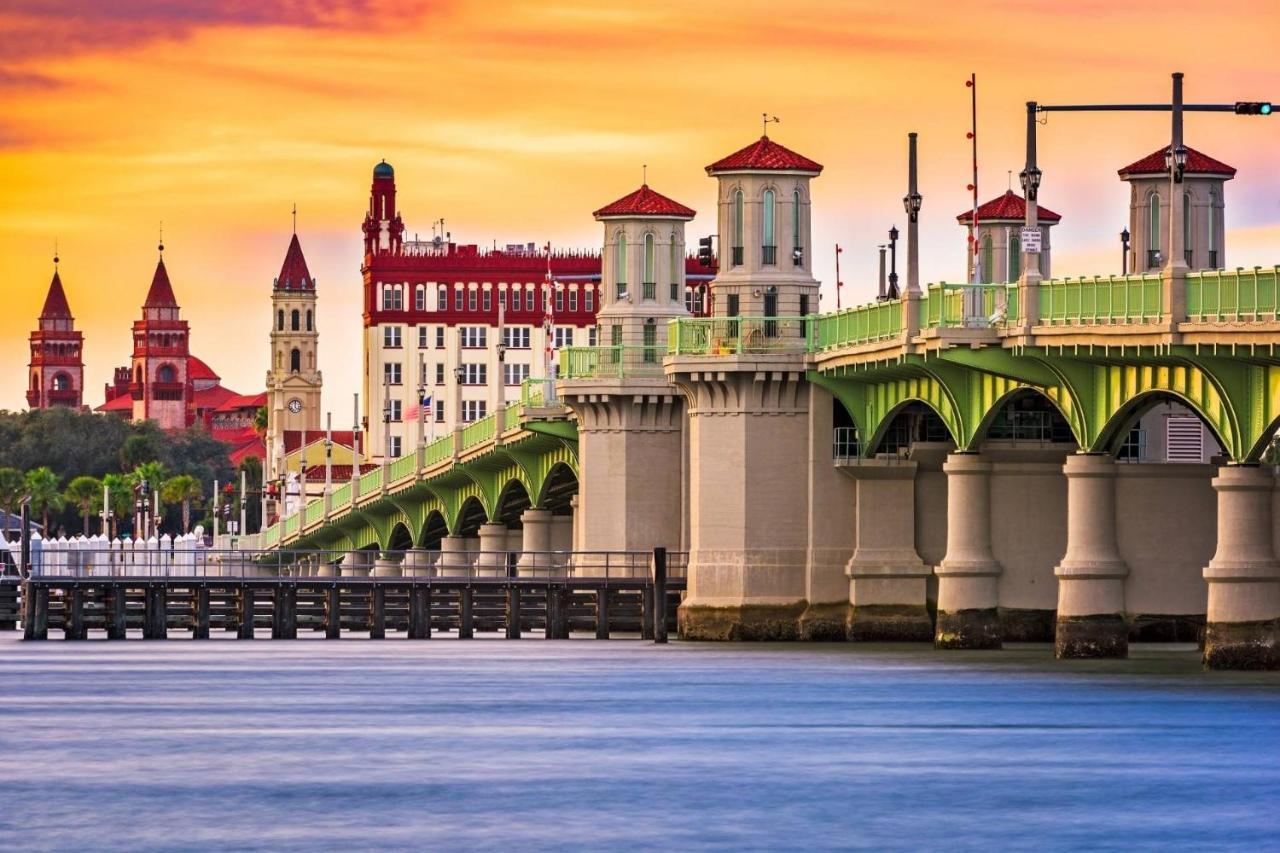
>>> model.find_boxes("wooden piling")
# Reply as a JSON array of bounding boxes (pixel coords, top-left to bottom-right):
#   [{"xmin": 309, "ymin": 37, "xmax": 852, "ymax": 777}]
[
  {"xmin": 193, "ymin": 586, "xmax": 210, "ymax": 639},
  {"xmin": 107, "ymin": 583, "xmax": 128, "ymax": 640},
  {"xmin": 640, "ymin": 586, "xmax": 654, "ymax": 641},
  {"xmin": 458, "ymin": 586, "xmax": 474, "ymax": 639},
  {"xmin": 505, "ymin": 585, "xmax": 522, "ymax": 639},
  {"xmin": 144, "ymin": 584, "xmax": 168, "ymax": 640},
  {"xmin": 238, "ymin": 585, "xmax": 255, "ymax": 639},
  {"xmin": 544, "ymin": 585, "xmax": 559, "ymax": 639},
  {"xmin": 653, "ymin": 547, "xmax": 668, "ymax": 644},
  {"xmin": 369, "ymin": 585, "xmax": 386, "ymax": 639},
  {"xmin": 24, "ymin": 583, "xmax": 48, "ymax": 641},
  {"xmin": 595, "ymin": 588, "xmax": 610, "ymax": 640},
  {"xmin": 325, "ymin": 585, "xmax": 341, "ymax": 639},
  {"xmin": 408, "ymin": 585, "xmax": 431, "ymax": 639},
  {"xmin": 273, "ymin": 584, "xmax": 297, "ymax": 640},
  {"xmin": 65, "ymin": 585, "xmax": 86, "ymax": 641}
]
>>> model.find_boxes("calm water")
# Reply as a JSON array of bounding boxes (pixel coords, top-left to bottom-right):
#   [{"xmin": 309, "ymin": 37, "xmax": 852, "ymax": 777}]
[{"xmin": 1, "ymin": 633, "xmax": 1277, "ymax": 851}]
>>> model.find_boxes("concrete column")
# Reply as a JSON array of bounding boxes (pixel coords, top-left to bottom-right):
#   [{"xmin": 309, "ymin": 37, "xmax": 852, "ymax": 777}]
[
  {"xmin": 341, "ymin": 550, "xmax": 370, "ymax": 577},
  {"xmin": 476, "ymin": 523, "xmax": 509, "ymax": 577},
  {"xmin": 1203, "ymin": 465, "xmax": 1280, "ymax": 670},
  {"xmin": 569, "ymin": 495, "xmax": 581, "ymax": 553},
  {"xmin": 437, "ymin": 535, "xmax": 470, "ymax": 577},
  {"xmin": 1055, "ymin": 454, "xmax": 1129, "ymax": 658},
  {"xmin": 401, "ymin": 548, "xmax": 433, "ymax": 577},
  {"xmin": 935, "ymin": 454, "xmax": 1002, "ymax": 649},
  {"xmin": 373, "ymin": 553, "xmax": 403, "ymax": 577},
  {"xmin": 516, "ymin": 509, "xmax": 553, "ymax": 577},
  {"xmin": 844, "ymin": 462, "xmax": 932, "ymax": 641}
]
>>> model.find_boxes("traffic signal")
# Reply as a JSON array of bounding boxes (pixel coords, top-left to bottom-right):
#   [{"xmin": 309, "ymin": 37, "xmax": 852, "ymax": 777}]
[
  {"xmin": 1234, "ymin": 101, "xmax": 1273, "ymax": 116},
  {"xmin": 697, "ymin": 236, "xmax": 714, "ymax": 267}
]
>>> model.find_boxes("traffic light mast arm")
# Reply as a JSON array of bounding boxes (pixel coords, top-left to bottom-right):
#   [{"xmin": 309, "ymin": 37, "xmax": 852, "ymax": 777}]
[{"xmin": 1036, "ymin": 103, "xmax": 1269, "ymax": 113}]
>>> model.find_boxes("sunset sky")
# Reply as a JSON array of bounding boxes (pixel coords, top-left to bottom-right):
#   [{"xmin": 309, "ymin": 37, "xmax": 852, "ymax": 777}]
[{"xmin": 2, "ymin": 0, "xmax": 1278, "ymax": 414}]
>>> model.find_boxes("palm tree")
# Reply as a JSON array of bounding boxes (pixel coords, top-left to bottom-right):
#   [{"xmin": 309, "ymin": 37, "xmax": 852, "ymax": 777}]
[
  {"xmin": 24, "ymin": 467, "xmax": 64, "ymax": 538},
  {"xmin": 102, "ymin": 473, "xmax": 132, "ymax": 540},
  {"xmin": 161, "ymin": 474, "xmax": 203, "ymax": 534},
  {"xmin": 0, "ymin": 467, "xmax": 24, "ymax": 537},
  {"xmin": 64, "ymin": 475, "xmax": 103, "ymax": 536},
  {"xmin": 127, "ymin": 461, "xmax": 168, "ymax": 537},
  {"xmin": 254, "ymin": 405, "xmax": 269, "ymax": 435}
]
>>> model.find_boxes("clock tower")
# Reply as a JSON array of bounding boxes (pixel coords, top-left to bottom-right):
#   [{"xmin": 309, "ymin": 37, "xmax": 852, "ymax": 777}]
[{"xmin": 266, "ymin": 230, "xmax": 322, "ymax": 480}]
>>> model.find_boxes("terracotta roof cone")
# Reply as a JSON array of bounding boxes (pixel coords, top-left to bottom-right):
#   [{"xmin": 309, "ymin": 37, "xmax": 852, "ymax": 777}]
[
  {"xmin": 957, "ymin": 190, "xmax": 1062, "ymax": 224},
  {"xmin": 706, "ymin": 135, "xmax": 823, "ymax": 174},
  {"xmin": 593, "ymin": 184, "xmax": 696, "ymax": 219},
  {"xmin": 40, "ymin": 270, "xmax": 73, "ymax": 319},
  {"xmin": 276, "ymin": 233, "xmax": 314, "ymax": 290},
  {"xmin": 1119, "ymin": 145, "xmax": 1236, "ymax": 178},
  {"xmin": 143, "ymin": 257, "xmax": 179, "ymax": 308}
]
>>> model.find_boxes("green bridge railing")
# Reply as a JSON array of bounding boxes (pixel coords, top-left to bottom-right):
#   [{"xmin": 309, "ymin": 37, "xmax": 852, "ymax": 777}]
[
  {"xmin": 811, "ymin": 300, "xmax": 900, "ymax": 350},
  {"xmin": 1187, "ymin": 266, "xmax": 1280, "ymax": 322},
  {"xmin": 667, "ymin": 316, "xmax": 811, "ymax": 355},
  {"xmin": 561, "ymin": 345, "xmax": 665, "ymax": 378},
  {"xmin": 1038, "ymin": 273, "xmax": 1163, "ymax": 325}
]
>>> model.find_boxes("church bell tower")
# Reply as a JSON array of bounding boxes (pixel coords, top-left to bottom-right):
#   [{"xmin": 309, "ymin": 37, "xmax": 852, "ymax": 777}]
[{"xmin": 266, "ymin": 229, "xmax": 323, "ymax": 479}]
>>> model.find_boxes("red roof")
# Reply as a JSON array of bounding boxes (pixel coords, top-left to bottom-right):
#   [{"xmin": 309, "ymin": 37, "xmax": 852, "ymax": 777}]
[
  {"xmin": 143, "ymin": 258, "xmax": 179, "ymax": 308},
  {"xmin": 211, "ymin": 425, "xmax": 259, "ymax": 445},
  {"xmin": 1118, "ymin": 145, "xmax": 1236, "ymax": 178},
  {"xmin": 97, "ymin": 394, "xmax": 134, "ymax": 413},
  {"xmin": 192, "ymin": 384, "xmax": 239, "ymax": 410},
  {"xmin": 276, "ymin": 233, "xmax": 314, "ymax": 291},
  {"xmin": 956, "ymin": 191, "xmax": 1061, "ymax": 224},
  {"xmin": 226, "ymin": 433, "xmax": 266, "ymax": 467},
  {"xmin": 215, "ymin": 392, "xmax": 267, "ymax": 412},
  {"xmin": 284, "ymin": 429, "xmax": 357, "ymax": 453},
  {"xmin": 706, "ymin": 135, "xmax": 823, "ymax": 175},
  {"xmin": 593, "ymin": 185, "xmax": 696, "ymax": 219},
  {"xmin": 40, "ymin": 271, "xmax": 73, "ymax": 319},
  {"xmin": 187, "ymin": 356, "xmax": 220, "ymax": 382}
]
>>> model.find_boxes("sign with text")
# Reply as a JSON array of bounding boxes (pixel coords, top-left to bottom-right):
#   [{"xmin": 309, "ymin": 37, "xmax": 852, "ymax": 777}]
[{"xmin": 1021, "ymin": 227, "xmax": 1043, "ymax": 253}]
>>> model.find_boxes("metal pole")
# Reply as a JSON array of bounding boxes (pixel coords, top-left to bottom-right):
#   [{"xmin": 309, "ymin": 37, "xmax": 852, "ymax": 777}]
[
  {"xmin": 1168, "ymin": 71, "xmax": 1187, "ymax": 273},
  {"xmin": 905, "ymin": 133, "xmax": 921, "ymax": 295},
  {"xmin": 213, "ymin": 478, "xmax": 220, "ymax": 541},
  {"xmin": 876, "ymin": 246, "xmax": 886, "ymax": 301},
  {"xmin": 325, "ymin": 411, "xmax": 333, "ymax": 493},
  {"xmin": 1023, "ymin": 101, "xmax": 1040, "ymax": 278}
]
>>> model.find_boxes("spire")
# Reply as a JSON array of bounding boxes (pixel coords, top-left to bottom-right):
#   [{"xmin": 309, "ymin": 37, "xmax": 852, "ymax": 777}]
[
  {"xmin": 40, "ymin": 269, "xmax": 72, "ymax": 319},
  {"xmin": 276, "ymin": 233, "xmax": 314, "ymax": 291},
  {"xmin": 144, "ymin": 256, "xmax": 179, "ymax": 308}
]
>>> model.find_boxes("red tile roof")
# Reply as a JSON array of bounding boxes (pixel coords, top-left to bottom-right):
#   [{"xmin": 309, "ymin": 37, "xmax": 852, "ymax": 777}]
[
  {"xmin": 283, "ymin": 429, "xmax": 357, "ymax": 453},
  {"xmin": 1118, "ymin": 145, "xmax": 1236, "ymax": 178},
  {"xmin": 276, "ymin": 233, "xmax": 314, "ymax": 291},
  {"xmin": 215, "ymin": 392, "xmax": 267, "ymax": 412},
  {"xmin": 955, "ymin": 191, "xmax": 1062, "ymax": 224},
  {"xmin": 97, "ymin": 394, "xmax": 134, "ymax": 413},
  {"xmin": 706, "ymin": 135, "xmax": 823, "ymax": 175},
  {"xmin": 192, "ymin": 384, "xmax": 239, "ymax": 410},
  {"xmin": 40, "ymin": 271, "xmax": 73, "ymax": 319},
  {"xmin": 187, "ymin": 356, "xmax": 220, "ymax": 382},
  {"xmin": 593, "ymin": 185, "xmax": 696, "ymax": 219},
  {"xmin": 226, "ymin": 433, "xmax": 266, "ymax": 467},
  {"xmin": 143, "ymin": 258, "xmax": 179, "ymax": 308}
]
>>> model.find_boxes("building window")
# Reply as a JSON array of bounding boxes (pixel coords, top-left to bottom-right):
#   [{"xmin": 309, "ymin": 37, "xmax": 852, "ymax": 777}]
[
  {"xmin": 289, "ymin": 349, "xmax": 300, "ymax": 373},
  {"xmin": 434, "ymin": 327, "xmax": 444, "ymax": 349},
  {"xmin": 384, "ymin": 362, "xmax": 402, "ymax": 385},
  {"xmin": 980, "ymin": 235, "xmax": 994, "ymax": 284},
  {"xmin": 437, "ymin": 285, "xmax": 447, "ymax": 310},
  {"xmin": 460, "ymin": 363, "xmax": 487, "ymax": 385},
  {"xmin": 555, "ymin": 286, "xmax": 565, "ymax": 312},
  {"xmin": 435, "ymin": 363, "xmax": 444, "ymax": 384},
  {"xmin": 460, "ymin": 326, "xmax": 487, "ymax": 348},
  {"xmin": 554, "ymin": 328, "xmax": 573, "ymax": 349},
  {"xmin": 503, "ymin": 327, "xmax": 531, "ymax": 349},
  {"xmin": 504, "ymin": 363, "xmax": 530, "ymax": 386},
  {"xmin": 643, "ymin": 233, "xmax": 656, "ymax": 299},
  {"xmin": 383, "ymin": 326, "xmax": 402, "ymax": 348},
  {"xmin": 418, "ymin": 326, "xmax": 429, "ymax": 349},
  {"xmin": 799, "ymin": 295, "xmax": 809, "ymax": 317},
  {"xmin": 277, "ymin": 309, "xmax": 284, "ymax": 331},
  {"xmin": 291, "ymin": 309, "xmax": 300, "ymax": 331},
  {"xmin": 615, "ymin": 232, "xmax": 628, "ymax": 300},
  {"xmin": 158, "ymin": 363, "xmax": 176, "ymax": 383},
  {"xmin": 434, "ymin": 399, "xmax": 445, "ymax": 422},
  {"xmin": 1147, "ymin": 191, "xmax": 1161, "ymax": 269},
  {"xmin": 483, "ymin": 290, "xmax": 492, "ymax": 311},
  {"xmin": 1008, "ymin": 236, "xmax": 1021, "ymax": 282},
  {"xmin": 389, "ymin": 399, "xmax": 402, "ymax": 421},
  {"xmin": 454, "ymin": 287, "xmax": 464, "ymax": 311},
  {"xmin": 642, "ymin": 323, "xmax": 656, "ymax": 361},
  {"xmin": 415, "ymin": 286, "xmax": 426, "ymax": 311},
  {"xmin": 566, "ymin": 289, "xmax": 576, "ymax": 312},
  {"xmin": 382, "ymin": 286, "xmax": 403, "ymax": 311},
  {"xmin": 588, "ymin": 327, "xmax": 597, "ymax": 346},
  {"xmin": 462, "ymin": 400, "xmax": 487, "ymax": 422},
  {"xmin": 388, "ymin": 436, "xmax": 402, "ymax": 458},
  {"xmin": 584, "ymin": 287, "xmax": 594, "ymax": 312},
  {"xmin": 762, "ymin": 189, "xmax": 776, "ymax": 265},
  {"xmin": 512, "ymin": 288, "xmax": 522, "ymax": 311},
  {"xmin": 499, "ymin": 288, "xmax": 507, "ymax": 308},
  {"xmin": 306, "ymin": 310, "xmax": 313, "ymax": 332},
  {"xmin": 468, "ymin": 289, "xmax": 478, "ymax": 311},
  {"xmin": 611, "ymin": 324, "xmax": 622, "ymax": 346},
  {"xmin": 732, "ymin": 190, "xmax": 744, "ymax": 266}
]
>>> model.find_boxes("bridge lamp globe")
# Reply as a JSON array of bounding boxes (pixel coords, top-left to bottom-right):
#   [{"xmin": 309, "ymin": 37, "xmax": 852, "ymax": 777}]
[
  {"xmin": 903, "ymin": 192, "xmax": 923, "ymax": 222},
  {"xmin": 1019, "ymin": 166, "xmax": 1042, "ymax": 201},
  {"xmin": 1166, "ymin": 144, "xmax": 1189, "ymax": 183}
]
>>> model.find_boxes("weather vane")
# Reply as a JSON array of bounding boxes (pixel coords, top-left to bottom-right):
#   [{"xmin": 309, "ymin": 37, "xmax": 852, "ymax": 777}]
[{"xmin": 763, "ymin": 113, "xmax": 780, "ymax": 136}]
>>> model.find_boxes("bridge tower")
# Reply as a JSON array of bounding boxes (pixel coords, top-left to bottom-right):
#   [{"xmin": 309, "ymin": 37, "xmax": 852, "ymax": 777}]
[
  {"xmin": 559, "ymin": 183, "xmax": 695, "ymax": 554},
  {"xmin": 1120, "ymin": 145, "xmax": 1233, "ymax": 274}
]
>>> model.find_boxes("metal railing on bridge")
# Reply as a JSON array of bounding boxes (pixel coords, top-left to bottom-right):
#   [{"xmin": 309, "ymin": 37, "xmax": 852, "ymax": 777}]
[
  {"xmin": 667, "ymin": 316, "xmax": 812, "ymax": 355},
  {"xmin": 560, "ymin": 345, "xmax": 665, "ymax": 379},
  {"xmin": 1038, "ymin": 273, "xmax": 1163, "ymax": 325},
  {"xmin": 1186, "ymin": 266, "xmax": 1280, "ymax": 322},
  {"xmin": 811, "ymin": 300, "xmax": 901, "ymax": 350}
]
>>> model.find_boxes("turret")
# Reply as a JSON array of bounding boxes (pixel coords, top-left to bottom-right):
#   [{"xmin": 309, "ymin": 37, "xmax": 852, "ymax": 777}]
[
  {"xmin": 363, "ymin": 160, "xmax": 403, "ymax": 256},
  {"xmin": 1119, "ymin": 145, "xmax": 1234, "ymax": 272},
  {"xmin": 956, "ymin": 191, "xmax": 1061, "ymax": 282},
  {"xmin": 27, "ymin": 259, "xmax": 84, "ymax": 409}
]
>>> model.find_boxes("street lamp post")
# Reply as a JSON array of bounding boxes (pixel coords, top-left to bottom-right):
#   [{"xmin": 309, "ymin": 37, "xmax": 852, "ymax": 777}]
[
  {"xmin": 888, "ymin": 226, "xmax": 899, "ymax": 298},
  {"xmin": 1121, "ymin": 228, "xmax": 1131, "ymax": 275},
  {"xmin": 902, "ymin": 132, "xmax": 923, "ymax": 295}
]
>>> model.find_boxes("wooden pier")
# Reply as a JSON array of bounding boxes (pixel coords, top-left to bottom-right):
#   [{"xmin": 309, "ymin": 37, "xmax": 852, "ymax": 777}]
[{"xmin": 10, "ymin": 549, "xmax": 681, "ymax": 642}]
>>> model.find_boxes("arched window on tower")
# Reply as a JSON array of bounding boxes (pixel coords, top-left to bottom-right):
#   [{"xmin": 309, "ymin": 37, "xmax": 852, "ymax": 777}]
[
  {"xmin": 1183, "ymin": 192, "xmax": 1193, "ymax": 267},
  {"xmin": 135, "ymin": 366, "xmax": 143, "ymax": 385},
  {"xmin": 980, "ymin": 234, "xmax": 994, "ymax": 284},
  {"xmin": 52, "ymin": 373, "xmax": 71, "ymax": 392},
  {"xmin": 643, "ymin": 233, "xmax": 655, "ymax": 300},
  {"xmin": 1147, "ymin": 191, "xmax": 1161, "ymax": 269},
  {"xmin": 291, "ymin": 309, "xmax": 300, "ymax": 331},
  {"xmin": 30, "ymin": 372, "xmax": 38, "ymax": 390},
  {"xmin": 306, "ymin": 310, "xmax": 313, "ymax": 332},
  {"xmin": 1008, "ymin": 235, "xmax": 1021, "ymax": 283},
  {"xmin": 615, "ymin": 232, "xmax": 628, "ymax": 301},
  {"xmin": 732, "ymin": 190, "xmax": 744, "ymax": 267},
  {"xmin": 157, "ymin": 364, "xmax": 176, "ymax": 383},
  {"xmin": 290, "ymin": 348, "xmax": 301, "ymax": 373},
  {"xmin": 277, "ymin": 309, "xmax": 284, "ymax": 331},
  {"xmin": 670, "ymin": 231, "xmax": 680, "ymax": 302},
  {"xmin": 762, "ymin": 189, "xmax": 776, "ymax": 265}
]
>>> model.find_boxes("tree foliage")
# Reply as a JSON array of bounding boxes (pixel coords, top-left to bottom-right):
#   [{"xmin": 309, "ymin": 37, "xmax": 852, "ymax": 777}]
[{"xmin": 63, "ymin": 475, "xmax": 103, "ymax": 536}]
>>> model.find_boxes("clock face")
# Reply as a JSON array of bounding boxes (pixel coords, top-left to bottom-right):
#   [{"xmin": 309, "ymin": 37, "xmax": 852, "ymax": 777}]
[{"xmin": 288, "ymin": 398, "xmax": 303, "ymax": 414}]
